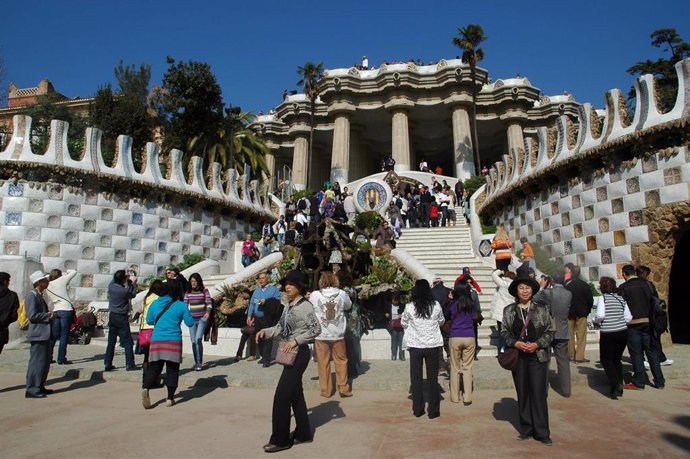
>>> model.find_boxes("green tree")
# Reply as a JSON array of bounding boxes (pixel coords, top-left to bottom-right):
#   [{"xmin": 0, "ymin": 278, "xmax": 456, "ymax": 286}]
[
  {"xmin": 452, "ymin": 24, "xmax": 487, "ymax": 176},
  {"xmin": 296, "ymin": 61, "xmax": 324, "ymax": 183},
  {"xmin": 187, "ymin": 110, "xmax": 269, "ymax": 179},
  {"xmin": 627, "ymin": 28, "xmax": 690, "ymax": 112},
  {"xmin": 89, "ymin": 61, "xmax": 154, "ymax": 167},
  {"xmin": 156, "ymin": 57, "xmax": 225, "ymax": 166},
  {"xmin": 21, "ymin": 93, "xmax": 87, "ymax": 156}
]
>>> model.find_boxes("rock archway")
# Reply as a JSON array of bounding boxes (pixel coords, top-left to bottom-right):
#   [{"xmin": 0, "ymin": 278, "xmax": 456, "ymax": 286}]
[{"xmin": 631, "ymin": 201, "xmax": 690, "ymax": 344}]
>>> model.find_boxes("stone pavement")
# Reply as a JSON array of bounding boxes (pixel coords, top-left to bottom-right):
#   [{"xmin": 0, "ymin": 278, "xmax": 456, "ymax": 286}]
[
  {"xmin": 1, "ymin": 340, "xmax": 688, "ymax": 392},
  {"xmin": 0, "ymin": 353, "xmax": 689, "ymax": 458}
]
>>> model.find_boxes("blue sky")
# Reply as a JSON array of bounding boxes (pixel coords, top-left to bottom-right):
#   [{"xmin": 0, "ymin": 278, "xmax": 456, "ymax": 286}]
[{"xmin": 3, "ymin": 0, "xmax": 689, "ymax": 115}]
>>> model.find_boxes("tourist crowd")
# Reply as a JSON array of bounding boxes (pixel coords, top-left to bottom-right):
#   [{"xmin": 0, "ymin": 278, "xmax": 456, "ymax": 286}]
[{"xmin": 0, "ymin": 207, "xmax": 673, "ymax": 452}]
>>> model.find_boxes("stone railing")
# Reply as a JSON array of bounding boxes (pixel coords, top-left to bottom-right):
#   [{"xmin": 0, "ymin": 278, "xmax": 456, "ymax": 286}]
[
  {"xmin": 481, "ymin": 58, "xmax": 690, "ymax": 208},
  {"xmin": 0, "ymin": 115, "xmax": 274, "ymax": 219},
  {"xmin": 0, "ymin": 115, "xmax": 275, "ymax": 303}
]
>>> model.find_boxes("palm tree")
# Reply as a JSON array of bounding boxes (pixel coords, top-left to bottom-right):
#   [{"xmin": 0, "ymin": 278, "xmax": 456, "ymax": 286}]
[
  {"xmin": 452, "ymin": 24, "xmax": 487, "ymax": 176},
  {"xmin": 188, "ymin": 111, "xmax": 269, "ymax": 180},
  {"xmin": 296, "ymin": 62, "xmax": 324, "ymax": 184}
]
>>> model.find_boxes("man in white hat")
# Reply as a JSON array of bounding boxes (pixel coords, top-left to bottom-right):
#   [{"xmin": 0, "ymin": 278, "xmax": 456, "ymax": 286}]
[{"xmin": 25, "ymin": 270, "xmax": 53, "ymax": 398}]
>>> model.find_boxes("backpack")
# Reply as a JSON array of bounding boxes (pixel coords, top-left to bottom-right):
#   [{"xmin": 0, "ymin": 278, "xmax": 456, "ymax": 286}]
[
  {"xmin": 649, "ymin": 296, "xmax": 668, "ymax": 336},
  {"xmin": 17, "ymin": 301, "xmax": 29, "ymax": 330}
]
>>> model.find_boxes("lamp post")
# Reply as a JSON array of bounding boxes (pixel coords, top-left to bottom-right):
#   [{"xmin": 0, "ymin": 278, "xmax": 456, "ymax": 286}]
[{"xmin": 226, "ymin": 105, "xmax": 241, "ymax": 170}]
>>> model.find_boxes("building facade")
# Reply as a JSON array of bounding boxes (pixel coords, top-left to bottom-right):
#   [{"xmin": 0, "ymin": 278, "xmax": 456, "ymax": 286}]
[{"xmin": 255, "ymin": 58, "xmax": 580, "ymax": 191}]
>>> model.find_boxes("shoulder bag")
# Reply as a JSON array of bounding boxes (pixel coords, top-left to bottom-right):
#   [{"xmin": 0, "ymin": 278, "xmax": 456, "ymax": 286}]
[{"xmin": 497, "ymin": 305, "xmax": 534, "ymax": 371}]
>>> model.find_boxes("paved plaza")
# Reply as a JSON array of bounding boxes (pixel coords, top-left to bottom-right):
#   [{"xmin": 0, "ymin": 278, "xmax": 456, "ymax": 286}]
[{"xmin": 1, "ymin": 342, "xmax": 689, "ymax": 458}]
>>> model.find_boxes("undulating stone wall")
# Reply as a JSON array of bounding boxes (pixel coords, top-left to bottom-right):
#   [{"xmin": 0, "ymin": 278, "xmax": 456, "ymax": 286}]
[
  {"xmin": 479, "ymin": 58, "xmax": 690, "ymax": 286},
  {"xmin": 0, "ymin": 115, "xmax": 274, "ymax": 304}
]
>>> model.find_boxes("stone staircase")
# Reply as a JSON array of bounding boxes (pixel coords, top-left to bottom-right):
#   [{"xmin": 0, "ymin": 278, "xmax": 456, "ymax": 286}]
[
  {"xmin": 396, "ymin": 223, "xmax": 500, "ymax": 356},
  {"xmin": 396, "ymin": 222, "xmax": 599, "ymax": 357}
]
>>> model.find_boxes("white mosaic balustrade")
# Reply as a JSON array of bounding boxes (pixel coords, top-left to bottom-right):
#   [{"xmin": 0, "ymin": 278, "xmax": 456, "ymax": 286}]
[{"xmin": 0, "ymin": 115, "xmax": 275, "ymax": 303}]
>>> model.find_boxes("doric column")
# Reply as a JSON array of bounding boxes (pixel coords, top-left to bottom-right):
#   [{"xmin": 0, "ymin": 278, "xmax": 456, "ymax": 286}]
[
  {"xmin": 451, "ymin": 105, "xmax": 474, "ymax": 180},
  {"xmin": 391, "ymin": 109, "xmax": 411, "ymax": 171},
  {"xmin": 264, "ymin": 149, "xmax": 276, "ymax": 192},
  {"xmin": 291, "ymin": 134, "xmax": 309, "ymax": 191},
  {"xmin": 330, "ymin": 113, "xmax": 351, "ymax": 184},
  {"xmin": 506, "ymin": 121, "xmax": 524, "ymax": 155},
  {"xmin": 385, "ymin": 98, "xmax": 414, "ymax": 172}
]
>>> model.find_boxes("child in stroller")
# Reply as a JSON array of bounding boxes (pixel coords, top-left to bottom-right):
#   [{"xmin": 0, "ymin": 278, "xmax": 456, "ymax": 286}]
[{"xmin": 69, "ymin": 308, "xmax": 97, "ymax": 345}]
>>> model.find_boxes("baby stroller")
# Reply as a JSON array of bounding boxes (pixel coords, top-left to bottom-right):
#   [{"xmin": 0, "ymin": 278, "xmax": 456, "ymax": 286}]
[{"xmin": 69, "ymin": 308, "xmax": 97, "ymax": 345}]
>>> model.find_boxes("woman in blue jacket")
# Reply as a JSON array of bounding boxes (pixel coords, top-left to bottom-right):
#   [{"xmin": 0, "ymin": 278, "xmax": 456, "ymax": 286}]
[{"xmin": 141, "ymin": 280, "xmax": 194, "ymax": 409}]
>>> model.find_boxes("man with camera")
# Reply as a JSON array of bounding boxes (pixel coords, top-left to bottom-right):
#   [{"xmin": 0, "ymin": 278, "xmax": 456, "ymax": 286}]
[{"xmin": 104, "ymin": 269, "xmax": 138, "ymax": 372}]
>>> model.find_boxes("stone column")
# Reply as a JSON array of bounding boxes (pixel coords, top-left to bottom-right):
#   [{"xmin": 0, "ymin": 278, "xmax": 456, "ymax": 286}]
[
  {"xmin": 292, "ymin": 134, "xmax": 309, "ymax": 191},
  {"xmin": 330, "ymin": 113, "xmax": 350, "ymax": 184},
  {"xmin": 391, "ymin": 109, "xmax": 411, "ymax": 171},
  {"xmin": 506, "ymin": 121, "xmax": 524, "ymax": 155},
  {"xmin": 264, "ymin": 150, "xmax": 276, "ymax": 192},
  {"xmin": 451, "ymin": 105, "xmax": 474, "ymax": 180}
]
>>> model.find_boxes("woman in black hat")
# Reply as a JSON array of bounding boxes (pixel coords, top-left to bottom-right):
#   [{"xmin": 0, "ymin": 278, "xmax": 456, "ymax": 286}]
[
  {"xmin": 500, "ymin": 277, "xmax": 554, "ymax": 446},
  {"xmin": 256, "ymin": 270, "xmax": 321, "ymax": 453}
]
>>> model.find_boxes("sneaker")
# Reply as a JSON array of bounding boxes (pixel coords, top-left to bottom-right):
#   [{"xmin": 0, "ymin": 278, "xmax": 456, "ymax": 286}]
[
  {"xmin": 104, "ymin": 365, "xmax": 116, "ymax": 372},
  {"xmin": 660, "ymin": 359, "xmax": 674, "ymax": 366},
  {"xmin": 623, "ymin": 383, "xmax": 644, "ymax": 390},
  {"xmin": 166, "ymin": 398, "xmax": 175, "ymax": 407},
  {"xmin": 195, "ymin": 363, "xmax": 202, "ymax": 371},
  {"xmin": 246, "ymin": 356, "xmax": 257, "ymax": 362},
  {"xmin": 141, "ymin": 389, "xmax": 151, "ymax": 409}
]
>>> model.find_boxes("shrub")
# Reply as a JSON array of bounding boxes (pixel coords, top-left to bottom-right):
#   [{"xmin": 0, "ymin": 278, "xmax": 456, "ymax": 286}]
[
  {"xmin": 463, "ymin": 175, "xmax": 487, "ymax": 198},
  {"xmin": 354, "ymin": 211, "xmax": 385, "ymax": 235}
]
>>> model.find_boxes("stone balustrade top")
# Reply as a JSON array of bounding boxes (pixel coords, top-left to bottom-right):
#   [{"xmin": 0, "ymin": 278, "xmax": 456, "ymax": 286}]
[{"xmin": 0, "ymin": 115, "xmax": 274, "ymax": 221}]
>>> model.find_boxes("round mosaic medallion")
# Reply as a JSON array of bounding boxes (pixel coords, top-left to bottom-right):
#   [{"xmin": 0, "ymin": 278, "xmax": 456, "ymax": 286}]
[{"xmin": 354, "ymin": 180, "xmax": 392, "ymax": 213}]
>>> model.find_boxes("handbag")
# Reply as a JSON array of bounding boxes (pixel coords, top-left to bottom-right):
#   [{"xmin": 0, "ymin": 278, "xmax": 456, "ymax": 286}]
[
  {"xmin": 497, "ymin": 305, "xmax": 534, "ymax": 371},
  {"xmin": 472, "ymin": 311, "xmax": 484, "ymax": 325},
  {"xmin": 390, "ymin": 318, "xmax": 403, "ymax": 331},
  {"xmin": 138, "ymin": 329, "xmax": 153, "ymax": 346},
  {"xmin": 274, "ymin": 298, "xmax": 306, "ymax": 366},
  {"xmin": 275, "ymin": 339, "xmax": 298, "ymax": 366}
]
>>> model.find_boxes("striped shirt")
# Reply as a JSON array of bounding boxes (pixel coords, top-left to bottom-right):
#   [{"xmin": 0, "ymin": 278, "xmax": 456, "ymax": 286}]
[
  {"xmin": 595, "ymin": 293, "xmax": 632, "ymax": 333},
  {"xmin": 184, "ymin": 289, "xmax": 212, "ymax": 319}
]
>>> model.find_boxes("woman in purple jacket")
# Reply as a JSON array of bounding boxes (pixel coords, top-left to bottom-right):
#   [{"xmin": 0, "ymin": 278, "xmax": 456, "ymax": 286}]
[{"xmin": 447, "ymin": 281, "xmax": 478, "ymax": 405}]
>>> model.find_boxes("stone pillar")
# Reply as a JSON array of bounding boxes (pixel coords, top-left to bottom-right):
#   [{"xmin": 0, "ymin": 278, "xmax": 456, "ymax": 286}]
[
  {"xmin": 330, "ymin": 113, "xmax": 350, "ymax": 184},
  {"xmin": 451, "ymin": 105, "xmax": 474, "ymax": 180},
  {"xmin": 292, "ymin": 134, "xmax": 309, "ymax": 191},
  {"xmin": 265, "ymin": 150, "xmax": 276, "ymax": 192},
  {"xmin": 391, "ymin": 109, "xmax": 411, "ymax": 172},
  {"xmin": 507, "ymin": 121, "xmax": 524, "ymax": 156}
]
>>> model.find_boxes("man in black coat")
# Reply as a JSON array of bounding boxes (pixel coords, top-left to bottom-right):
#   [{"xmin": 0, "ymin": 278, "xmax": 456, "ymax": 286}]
[
  {"xmin": 0, "ymin": 272, "xmax": 20, "ymax": 355},
  {"xmin": 564, "ymin": 263, "xmax": 593, "ymax": 363},
  {"xmin": 619, "ymin": 265, "xmax": 665, "ymax": 389},
  {"xmin": 431, "ymin": 277, "xmax": 452, "ymax": 372}
]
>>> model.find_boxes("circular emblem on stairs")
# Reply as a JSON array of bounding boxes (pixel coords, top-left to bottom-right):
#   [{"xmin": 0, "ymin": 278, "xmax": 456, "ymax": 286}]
[{"xmin": 354, "ymin": 180, "xmax": 391, "ymax": 213}]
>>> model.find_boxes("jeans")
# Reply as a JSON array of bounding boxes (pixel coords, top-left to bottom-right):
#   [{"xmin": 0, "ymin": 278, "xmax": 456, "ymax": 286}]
[
  {"xmin": 627, "ymin": 323, "xmax": 665, "ymax": 387},
  {"xmin": 51, "ymin": 310, "xmax": 74, "ymax": 364},
  {"xmin": 104, "ymin": 313, "xmax": 135, "ymax": 368},
  {"xmin": 409, "ymin": 347, "xmax": 441, "ymax": 417},
  {"xmin": 388, "ymin": 328, "xmax": 404, "ymax": 359},
  {"xmin": 241, "ymin": 254, "xmax": 252, "ymax": 267},
  {"xmin": 189, "ymin": 318, "xmax": 207, "ymax": 365},
  {"xmin": 277, "ymin": 233, "xmax": 285, "ymax": 248}
]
